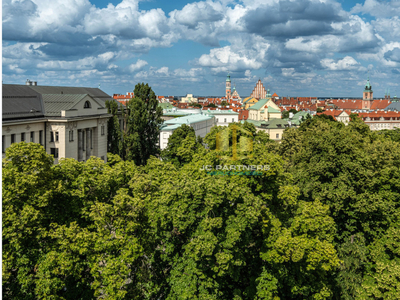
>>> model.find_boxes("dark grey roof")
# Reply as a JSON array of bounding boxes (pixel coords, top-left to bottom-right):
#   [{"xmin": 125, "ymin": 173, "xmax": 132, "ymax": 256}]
[
  {"xmin": 385, "ymin": 102, "xmax": 400, "ymax": 111},
  {"xmin": 3, "ymin": 84, "xmax": 114, "ymax": 121},
  {"xmin": 28, "ymin": 85, "xmax": 112, "ymax": 105},
  {"xmin": 2, "ymin": 85, "xmax": 45, "ymax": 120},
  {"xmin": 42, "ymin": 94, "xmax": 88, "ymax": 117}
]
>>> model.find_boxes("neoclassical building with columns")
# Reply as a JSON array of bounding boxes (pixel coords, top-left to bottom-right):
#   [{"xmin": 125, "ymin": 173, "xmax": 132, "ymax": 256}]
[{"xmin": 2, "ymin": 82, "xmax": 112, "ymax": 163}]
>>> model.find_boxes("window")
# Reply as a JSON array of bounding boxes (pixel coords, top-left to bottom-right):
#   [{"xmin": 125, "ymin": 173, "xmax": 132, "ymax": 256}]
[
  {"xmin": 82, "ymin": 131, "xmax": 85, "ymax": 150},
  {"xmin": 69, "ymin": 130, "xmax": 74, "ymax": 142},
  {"xmin": 217, "ymin": 118, "xmax": 219, "ymax": 122},
  {"xmin": 90, "ymin": 130, "xmax": 93, "ymax": 149},
  {"xmin": 2, "ymin": 135, "xmax": 5, "ymax": 153},
  {"xmin": 101, "ymin": 125, "xmax": 105, "ymax": 136},
  {"xmin": 224, "ymin": 118, "xmax": 227, "ymax": 123},
  {"xmin": 276, "ymin": 133, "xmax": 279, "ymax": 139},
  {"xmin": 232, "ymin": 118, "xmax": 234, "ymax": 122},
  {"xmin": 39, "ymin": 131, "xmax": 43, "ymax": 145},
  {"xmin": 50, "ymin": 131, "xmax": 54, "ymax": 142},
  {"xmin": 30, "ymin": 131, "xmax": 34, "ymax": 142},
  {"xmin": 84, "ymin": 101, "xmax": 91, "ymax": 108},
  {"xmin": 21, "ymin": 132, "xmax": 25, "ymax": 142},
  {"xmin": 11, "ymin": 134, "xmax": 15, "ymax": 144},
  {"xmin": 50, "ymin": 148, "xmax": 59, "ymax": 158},
  {"xmin": 55, "ymin": 132, "xmax": 59, "ymax": 142}
]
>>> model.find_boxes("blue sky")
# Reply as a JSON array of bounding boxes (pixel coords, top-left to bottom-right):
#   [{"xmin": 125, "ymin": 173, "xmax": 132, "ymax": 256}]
[{"xmin": 3, "ymin": 0, "xmax": 400, "ymax": 98}]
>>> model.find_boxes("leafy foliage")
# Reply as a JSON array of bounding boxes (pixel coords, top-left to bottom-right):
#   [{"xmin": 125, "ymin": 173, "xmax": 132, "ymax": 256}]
[
  {"xmin": 161, "ymin": 124, "xmax": 202, "ymax": 166},
  {"xmin": 4, "ymin": 114, "xmax": 400, "ymax": 299}
]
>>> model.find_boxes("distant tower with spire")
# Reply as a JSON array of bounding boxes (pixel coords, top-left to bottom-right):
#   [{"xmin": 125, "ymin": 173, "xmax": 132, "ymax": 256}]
[
  {"xmin": 362, "ymin": 76, "xmax": 374, "ymax": 109},
  {"xmin": 226, "ymin": 73, "xmax": 231, "ymax": 99},
  {"xmin": 363, "ymin": 76, "xmax": 373, "ymax": 100}
]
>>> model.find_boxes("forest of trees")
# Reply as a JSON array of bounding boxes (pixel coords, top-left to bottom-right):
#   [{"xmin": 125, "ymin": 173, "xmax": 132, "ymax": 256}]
[{"xmin": 3, "ymin": 114, "xmax": 400, "ymax": 299}]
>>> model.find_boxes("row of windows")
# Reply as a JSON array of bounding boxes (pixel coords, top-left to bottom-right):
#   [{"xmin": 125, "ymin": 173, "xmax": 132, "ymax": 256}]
[
  {"xmin": 2, "ymin": 131, "xmax": 44, "ymax": 153},
  {"xmin": 216, "ymin": 118, "xmax": 236, "ymax": 123},
  {"xmin": 3, "ymin": 126, "xmax": 106, "ymax": 155},
  {"xmin": 53, "ymin": 126, "xmax": 105, "ymax": 143}
]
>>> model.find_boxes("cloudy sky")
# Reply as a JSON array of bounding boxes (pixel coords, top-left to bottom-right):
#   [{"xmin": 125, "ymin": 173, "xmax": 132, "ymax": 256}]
[{"xmin": 2, "ymin": 0, "xmax": 400, "ymax": 97}]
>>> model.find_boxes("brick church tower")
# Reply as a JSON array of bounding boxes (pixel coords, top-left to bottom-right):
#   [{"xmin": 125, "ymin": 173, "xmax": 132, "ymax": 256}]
[
  {"xmin": 226, "ymin": 73, "xmax": 231, "ymax": 99},
  {"xmin": 362, "ymin": 76, "xmax": 374, "ymax": 109}
]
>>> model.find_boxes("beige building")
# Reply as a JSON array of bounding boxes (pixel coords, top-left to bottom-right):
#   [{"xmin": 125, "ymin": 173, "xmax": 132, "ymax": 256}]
[
  {"xmin": 248, "ymin": 98, "xmax": 281, "ymax": 121},
  {"xmin": 244, "ymin": 118, "xmax": 289, "ymax": 141},
  {"xmin": 243, "ymin": 97, "xmax": 258, "ymax": 109},
  {"xmin": 317, "ymin": 110, "xmax": 350, "ymax": 125},
  {"xmin": 358, "ymin": 111, "xmax": 400, "ymax": 130},
  {"xmin": 181, "ymin": 94, "xmax": 198, "ymax": 103},
  {"xmin": 2, "ymin": 83, "xmax": 112, "ymax": 163}
]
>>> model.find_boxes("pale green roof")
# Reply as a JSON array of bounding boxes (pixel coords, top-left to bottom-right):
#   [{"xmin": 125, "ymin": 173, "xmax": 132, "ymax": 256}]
[
  {"xmin": 248, "ymin": 98, "xmax": 268, "ymax": 110},
  {"xmin": 159, "ymin": 102, "xmax": 174, "ymax": 109},
  {"xmin": 241, "ymin": 119, "xmax": 267, "ymax": 127},
  {"xmin": 163, "ymin": 110, "xmax": 192, "ymax": 116},
  {"xmin": 283, "ymin": 111, "xmax": 311, "ymax": 125},
  {"xmin": 164, "ymin": 113, "xmax": 214, "ymax": 125},
  {"xmin": 160, "ymin": 124, "xmax": 182, "ymax": 131},
  {"xmin": 261, "ymin": 118, "xmax": 289, "ymax": 129},
  {"xmin": 203, "ymin": 109, "xmax": 239, "ymax": 115},
  {"xmin": 161, "ymin": 114, "xmax": 215, "ymax": 132},
  {"xmin": 267, "ymin": 106, "xmax": 281, "ymax": 113}
]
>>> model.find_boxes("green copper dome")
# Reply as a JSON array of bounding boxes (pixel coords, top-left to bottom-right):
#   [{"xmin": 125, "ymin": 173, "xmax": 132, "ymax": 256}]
[
  {"xmin": 226, "ymin": 73, "xmax": 231, "ymax": 82},
  {"xmin": 364, "ymin": 76, "xmax": 372, "ymax": 92}
]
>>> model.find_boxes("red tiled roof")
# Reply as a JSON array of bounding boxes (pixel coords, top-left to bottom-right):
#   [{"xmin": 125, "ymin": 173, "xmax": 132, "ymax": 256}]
[
  {"xmin": 357, "ymin": 111, "xmax": 400, "ymax": 120},
  {"xmin": 332, "ymin": 99, "xmax": 363, "ymax": 110},
  {"xmin": 316, "ymin": 110, "xmax": 347, "ymax": 120},
  {"xmin": 113, "ymin": 92, "xmax": 134, "ymax": 100},
  {"xmin": 370, "ymin": 99, "xmax": 391, "ymax": 110}
]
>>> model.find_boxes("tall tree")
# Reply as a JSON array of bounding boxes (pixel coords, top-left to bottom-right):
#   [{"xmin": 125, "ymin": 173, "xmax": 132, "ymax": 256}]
[
  {"xmin": 124, "ymin": 83, "xmax": 163, "ymax": 165},
  {"xmin": 161, "ymin": 124, "xmax": 203, "ymax": 166},
  {"xmin": 105, "ymin": 100, "xmax": 123, "ymax": 157}
]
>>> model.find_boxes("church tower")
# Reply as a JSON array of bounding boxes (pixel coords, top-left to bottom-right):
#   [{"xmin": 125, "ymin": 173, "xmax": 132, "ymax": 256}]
[
  {"xmin": 250, "ymin": 79, "xmax": 267, "ymax": 99},
  {"xmin": 362, "ymin": 76, "xmax": 374, "ymax": 109},
  {"xmin": 226, "ymin": 73, "xmax": 231, "ymax": 99},
  {"xmin": 363, "ymin": 76, "xmax": 373, "ymax": 100}
]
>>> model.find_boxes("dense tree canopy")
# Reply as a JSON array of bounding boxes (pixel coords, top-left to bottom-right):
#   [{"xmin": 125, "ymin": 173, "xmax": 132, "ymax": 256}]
[{"xmin": 4, "ymin": 115, "xmax": 400, "ymax": 299}]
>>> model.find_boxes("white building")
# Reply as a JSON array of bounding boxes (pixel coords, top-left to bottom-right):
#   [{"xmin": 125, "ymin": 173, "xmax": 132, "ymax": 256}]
[
  {"xmin": 2, "ymin": 83, "xmax": 112, "ymax": 163},
  {"xmin": 159, "ymin": 114, "xmax": 215, "ymax": 149},
  {"xmin": 203, "ymin": 109, "xmax": 239, "ymax": 126}
]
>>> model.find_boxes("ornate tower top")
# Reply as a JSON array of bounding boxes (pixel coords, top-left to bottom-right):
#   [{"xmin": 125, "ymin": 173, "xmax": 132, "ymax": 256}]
[
  {"xmin": 364, "ymin": 76, "xmax": 372, "ymax": 92},
  {"xmin": 226, "ymin": 73, "xmax": 231, "ymax": 82}
]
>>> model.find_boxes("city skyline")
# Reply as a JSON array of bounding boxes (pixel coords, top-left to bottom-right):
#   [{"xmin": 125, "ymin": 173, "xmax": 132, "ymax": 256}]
[{"xmin": 3, "ymin": 0, "xmax": 400, "ymax": 97}]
